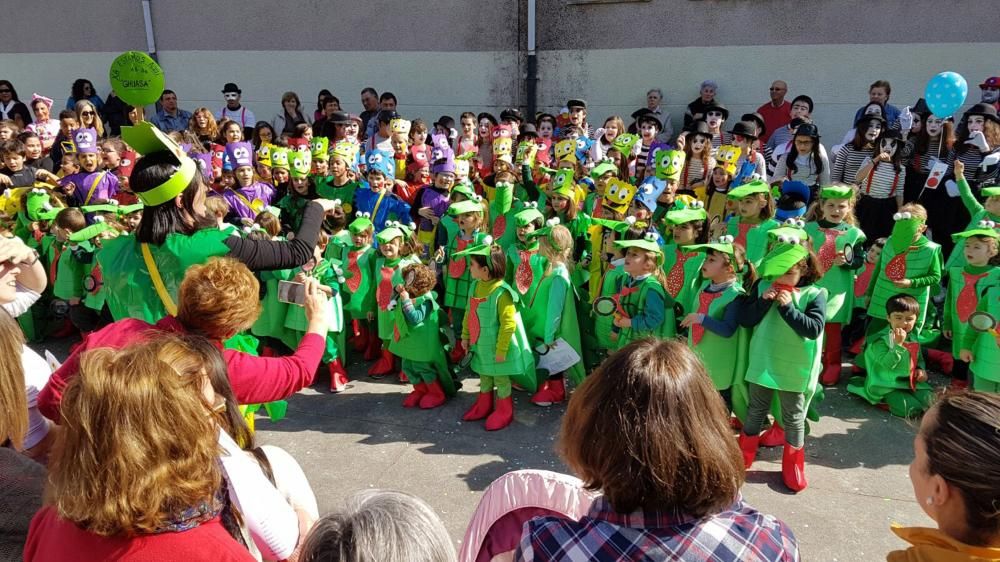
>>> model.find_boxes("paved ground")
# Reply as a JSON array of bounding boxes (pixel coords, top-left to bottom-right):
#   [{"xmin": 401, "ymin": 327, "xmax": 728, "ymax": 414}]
[{"xmin": 36, "ymin": 337, "xmax": 932, "ymax": 561}]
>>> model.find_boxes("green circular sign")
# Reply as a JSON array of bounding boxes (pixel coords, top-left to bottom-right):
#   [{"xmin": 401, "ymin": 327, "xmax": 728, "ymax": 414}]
[{"xmin": 109, "ymin": 51, "xmax": 164, "ymax": 107}]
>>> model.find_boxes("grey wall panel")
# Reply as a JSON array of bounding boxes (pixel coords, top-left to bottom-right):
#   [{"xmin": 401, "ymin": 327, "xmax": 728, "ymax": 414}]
[{"xmin": 1, "ymin": 0, "xmax": 148, "ymax": 53}]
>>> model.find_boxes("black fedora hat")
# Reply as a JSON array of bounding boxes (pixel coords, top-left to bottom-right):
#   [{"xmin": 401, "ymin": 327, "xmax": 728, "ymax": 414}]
[
  {"xmin": 500, "ymin": 108, "xmax": 524, "ymax": 123},
  {"xmin": 965, "ymin": 102, "xmax": 1000, "ymax": 123},
  {"xmin": 703, "ymin": 102, "xmax": 729, "ymax": 121},
  {"xmin": 687, "ymin": 119, "xmax": 712, "ymax": 137},
  {"xmin": 854, "ymin": 112, "xmax": 886, "ymax": 128},
  {"xmin": 741, "ymin": 112, "xmax": 767, "ymax": 138},
  {"xmin": 728, "ymin": 120, "xmax": 759, "ymax": 140}
]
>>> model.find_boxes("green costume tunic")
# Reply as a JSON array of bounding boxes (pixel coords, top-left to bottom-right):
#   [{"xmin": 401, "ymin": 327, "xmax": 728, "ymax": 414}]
[
  {"xmin": 943, "ymin": 265, "xmax": 998, "ymax": 357},
  {"xmin": 466, "ymin": 280, "xmax": 537, "ymax": 391},
  {"xmin": 805, "ymin": 221, "xmax": 866, "ymax": 324},
  {"xmin": 53, "ymin": 243, "xmax": 87, "ymax": 301},
  {"xmin": 505, "ymin": 241, "xmax": 546, "ymax": 303},
  {"xmin": 687, "ymin": 281, "xmax": 750, "ymax": 409},
  {"xmin": 616, "ymin": 274, "xmax": 672, "ymax": 347},
  {"xmin": 315, "ymin": 179, "xmax": 362, "ymax": 214},
  {"xmin": 867, "ymin": 236, "xmax": 941, "ymax": 330},
  {"xmin": 444, "ymin": 230, "xmax": 488, "ymax": 309},
  {"xmin": 945, "ymin": 177, "xmax": 999, "ymax": 271},
  {"xmin": 387, "ymin": 292, "xmax": 456, "ymax": 396},
  {"xmin": 98, "ymin": 228, "xmax": 231, "ymax": 323},
  {"xmin": 726, "ymin": 217, "xmax": 779, "ymax": 267},
  {"xmin": 374, "ymin": 255, "xmax": 420, "ymax": 341},
  {"xmin": 523, "ymin": 264, "xmax": 586, "ymax": 385},
  {"xmin": 275, "ymin": 193, "xmax": 311, "ymax": 233},
  {"xmin": 745, "ymin": 283, "xmax": 826, "ymax": 394},
  {"xmin": 661, "ymin": 244, "xmax": 705, "ymax": 314},
  {"xmin": 848, "ymin": 329, "xmax": 932, "ymax": 416},
  {"xmin": 342, "ymin": 245, "xmax": 376, "ymax": 318},
  {"xmin": 284, "ymin": 259, "xmax": 345, "ymax": 362},
  {"xmin": 251, "ymin": 267, "xmax": 295, "ymax": 343},
  {"xmin": 593, "ymin": 262, "xmax": 628, "ymax": 350},
  {"xmin": 963, "ymin": 282, "xmax": 1000, "ymax": 388}
]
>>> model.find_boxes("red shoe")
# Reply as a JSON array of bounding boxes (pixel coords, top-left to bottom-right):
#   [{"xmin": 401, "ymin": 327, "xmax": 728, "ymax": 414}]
[
  {"xmin": 782, "ymin": 444, "xmax": 808, "ymax": 492},
  {"xmin": 368, "ymin": 349, "xmax": 396, "ymax": 377},
  {"xmin": 848, "ymin": 336, "xmax": 865, "ymax": 356},
  {"xmin": 328, "ymin": 360, "xmax": 349, "ymax": 392},
  {"xmin": 419, "ymin": 380, "xmax": 447, "ymax": 409},
  {"xmin": 820, "ymin": 363, "xmax": 842, "ymax": 386},
  {"xmin": 485, "ymin": 395, "xmax": 514, "ymax": 431},
  {"xmin": 349, "ymin": 321, "xmax": 369, "ymax": 352},
  {"xmin": 530, "ymin": 378, "xmax": 565, "ymax": 406},
  {"xmin": 449, "ymin": 340, "xmax": 467, "ymax": 364},
  {"xmin": 364, "ymin": 336, "xmax": 382, "ymax": 361},
  {"xmin": 759, "ymin": 422, "xmax": 786, "ymax": 448},
  {"xmin": 738, "ymin": 432, "xmax": 760, "ymax": 469},
  {"xmin": 462, "ymin": 392, "xmax": 493, "ymax": 421},
  {"xmin": 403, "ymin": 382, "xmax": 428, "ymax": 408},
  {"xmin": 398, "ymin": 371, "xmax": 409, "ymax": 384}
]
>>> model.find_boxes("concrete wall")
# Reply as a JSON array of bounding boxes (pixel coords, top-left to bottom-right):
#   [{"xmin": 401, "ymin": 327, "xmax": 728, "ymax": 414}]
[{"xmin": 1, "ymin": 0, "xmax": 996, "ymax": 141}]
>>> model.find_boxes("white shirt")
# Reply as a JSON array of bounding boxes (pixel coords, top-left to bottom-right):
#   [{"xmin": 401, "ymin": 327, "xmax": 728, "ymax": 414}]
[{"xmin": 216, "ymin": 105, "xmax": 257, "ymax": 129}]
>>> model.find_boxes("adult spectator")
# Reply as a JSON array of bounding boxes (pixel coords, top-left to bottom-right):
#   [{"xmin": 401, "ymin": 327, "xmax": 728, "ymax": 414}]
[
  {"xmin": 889, "ymin": 391, "xmax": 1000, "ymax": 560},
  {"xmin": 38, "ymin": 257, "xmax": 331, "ymax": 421},
  {"xmin": 766, "ymin": 95, "xmax": 814, "ymax": 163},
  {"xmin": 64, "ymin": 78, "xmax": 104, "ymax": 112},
  {"xmin": 150, "ymin": 90, "xmax": 193, "ymax": 133},
  {"xmin": 0, "ymin": 80, "xmax": 32, "ymax": 129},
  {"xmin": 757, "ymin": 80, "xmax": 791, "ymax": 143},
  {"xmin": 75, "ymin": 99, "xmax": 105, "ymax": 138},
  {"xmin": 515, "ymin": 339, "xmax": 799, "ymax": 561},
  {"xmin": 100, "ymin": 91, "xmax": 130, "ymax": 137},
  {"xmin": 23, "ymin": 340, "xmax": 257, "ymax": 561},
  {"xmin": 365, "ymin": 91, "xmax": 398, "ymax": 140},
  {"xmin": 301, "ymin": 490, "xmax": 456, "ymax": 562},
  {"xmin": 645, "ymin": 87, "xmax": 674, "ymax": 141},
  {"xmin": 216, "ymin": 82, "xmax": 257, "ymax": 139},
  {"xmin": 683, "ymin": 79, "xmax": 719, "ymax": 128},
  {"xmin": 314, "ymin": 88, "xmax": 334, "ymax": 122},
  {"xmin": 359, "ymin": 87, "xmax": 379, "ymax": 137},
  {"xmin": 271, "ymin": 91, "xmax": 312, "ymax": 136},
  {"xmin": 980, "ymin": 76, "xmax": 1000, "ymax": 112},
  {"xmin": 566, "ymin": 99, "xmax": 590, "ymax": 138},
  {"xmin": 25, "ymin": 94, "xmax": 59, "ymax": 152},
  {"xmin": 313, "ymin": 96, "xmax": 343, "ymax": 139},
  {"xmin": 853, "ymin": 80, "xmax": 901, "ymax": 129}
]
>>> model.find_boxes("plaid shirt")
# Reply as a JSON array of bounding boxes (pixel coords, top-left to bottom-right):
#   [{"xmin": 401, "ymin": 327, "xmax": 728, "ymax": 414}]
[{"xmin": 514, "ymin": 496, "xmax": 799, "ymax": 562}]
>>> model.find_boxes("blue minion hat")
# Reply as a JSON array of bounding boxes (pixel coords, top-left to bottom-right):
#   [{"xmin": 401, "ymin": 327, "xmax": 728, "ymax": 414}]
[
  {"xmin": 633, "ymin": 176, "xmax": 667, "ymax": 213},
  {"xmin": 365, "ymin": 149, "xmax": 395, "ymax": 180}
]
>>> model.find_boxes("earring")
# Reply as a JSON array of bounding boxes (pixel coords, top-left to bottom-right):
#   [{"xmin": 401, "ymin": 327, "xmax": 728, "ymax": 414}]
[{"xmin": 925, "ymin": 497, "xmax": 934, "ymax": 506}]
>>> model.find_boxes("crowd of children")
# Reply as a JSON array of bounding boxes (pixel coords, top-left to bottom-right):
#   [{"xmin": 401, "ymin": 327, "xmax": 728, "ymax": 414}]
[{"xmin": 3, "ymin": 83, "xmax": 1000, "ymax": 495}]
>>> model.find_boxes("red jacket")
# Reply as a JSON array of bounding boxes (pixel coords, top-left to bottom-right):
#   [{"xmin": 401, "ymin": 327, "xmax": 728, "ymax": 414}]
[
  {"xmin": 24, "ymin": 508, "xmax": 255, "ymax": 562},
  {"xmin": 38, "ymin": 316, "xmax": 324, "ymax": 422}
]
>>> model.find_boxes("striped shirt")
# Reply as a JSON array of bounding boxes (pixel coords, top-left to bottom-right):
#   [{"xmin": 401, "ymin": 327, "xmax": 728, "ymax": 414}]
[
  {"xmin": 903, "ymin": 137, "xmax": 945, "ymax": 174},
  {"xmin": 831, "ymin": 144, "xmax": 872, "ymax": 185},
  {"xmin": 945, "ymin": 147, "xmax": 1000, "ymax": 190},
  {"xmin": 681, "ymin": 156, "xmax": 714, "ymax": 188},
  {"xmin": 515, "ymin": 496, "xmax": 799, "ymax": 562},
  {"xmin": 859, "ymin": 160, "xmax": 906, "ymax": 199}
]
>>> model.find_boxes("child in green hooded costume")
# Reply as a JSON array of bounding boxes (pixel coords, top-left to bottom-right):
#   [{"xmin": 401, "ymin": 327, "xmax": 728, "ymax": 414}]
[
  {"xmin": 945, "ymin": 224, "xmax": 1000, "ymax": 389},
  {"xmin": 458, "ymin": 240, "xmax": 537, "ymax": 431},
  {"xmin": 725, "ymin": 179, "xmax": 779, "ymax": 267},
  {"xmin": 370, "ymin": 221, "xmax": 421, "ymax": 379},
  {"xmin": 611, "ymin": 233, "xmax": 672, "ymax": 346},
  {"xmin": 738, "ymin": 239, "xmax": 827, "ymax": 494}
]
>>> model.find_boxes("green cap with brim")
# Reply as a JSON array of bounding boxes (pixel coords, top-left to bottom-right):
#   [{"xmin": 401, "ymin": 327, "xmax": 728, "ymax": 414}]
[
  {"xmin": 590, "ymin": 160, "xmax": 618, "ymax": 179},
  {"xmin": 451, "ymin": 181, "xmax": 477, "ymax": 201},
  {"xmin": 591, "ymin": 216, "xmax": 637, "ymax": 233},
  {"xmin": 759, "ymin": 243, "xmax": 809, "ymax": 280},
  {"xmin": 447, "ymin": 200, "xmax": 484, "ymax": 217},
  {"xmin": 665, "ymin": 207, "xmax": 708, "ymax": 225},
  {"xmin": 819, "ymin": 185, "xmax": 854, "ymax": 200},
  {"xmin": 727, "ymin": 179, "xmax": 770, "ymax": 200},
  {"xmin": 514, "ymin": 205, "xmax": 544, "ymax": 227},
  {"xmin": 121, "ymin": 121, "xmax": 197, "ymax": 207},
  {"xmin": 348, "ymin": 215, "xmax": 373, "ymax": 235},
  {"xmin": 68, "ymin": 221, "xmax": 115, "ymax": 243},
  {"xmin": 981, "ymin": 186, "xmax": 1000, "ymax": 197}
]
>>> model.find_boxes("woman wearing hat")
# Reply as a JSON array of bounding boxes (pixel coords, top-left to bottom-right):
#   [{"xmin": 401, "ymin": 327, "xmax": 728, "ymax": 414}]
[
  {"xmin": 946, "ymin": 103, "xmax": 1000, "ymax": 193},
  {"xmin": 96, "ymin": 122, "xmax": 339, "ymax": 324},
  {"xmin": 771, "ymin": 123, "xmax": 830, "ymax": 190},
  {"xmin": 728, "ymin": 120, "xmax": 766, "ymax": 184},
  {"xmin": 679, "ymin": 120, "xmax": 716, "ymax": 195}
]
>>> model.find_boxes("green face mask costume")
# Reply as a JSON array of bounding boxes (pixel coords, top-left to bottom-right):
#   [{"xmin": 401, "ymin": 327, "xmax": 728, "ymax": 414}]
[{"xmin": 655, "ymin": 149, "xmax": 686, "ymax": 182}]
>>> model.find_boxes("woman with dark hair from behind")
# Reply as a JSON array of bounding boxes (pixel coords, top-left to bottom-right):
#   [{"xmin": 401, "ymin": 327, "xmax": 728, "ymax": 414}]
[
  {"xmin": 515, "ymin": 338, "xmax": 799, "ymax": 561},
  {"xmin": 301, "ymin": 489, "xmax": 456, "ymax": 562},
  {"xmin": 890, "ymin": 391, "xmax": 1000, "ymax": 560}
]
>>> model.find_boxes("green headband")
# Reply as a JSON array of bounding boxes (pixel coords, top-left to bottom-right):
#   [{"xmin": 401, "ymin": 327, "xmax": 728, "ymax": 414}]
[
  {"xmin": 819, "ymin": 185, "xmax": 854, "ymax": 200},
  {"xmin": 122, "ymin": 122, "xmax": 198, "ymax": 207},
  {"xmin": 727, "ymin": 179, "xmax": 770, "ymax": 200}
]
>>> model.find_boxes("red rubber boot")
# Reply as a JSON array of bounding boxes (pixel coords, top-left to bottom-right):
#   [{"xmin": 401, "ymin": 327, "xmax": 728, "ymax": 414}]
[
  {"xmin": 402, "ymin": 382, "xmax": 428, "ymax": 408},
  {"xmin": 328, "ymin": 360, "xmax": 349, "ymax": 392},
  {"xmin": 782, "ymin": 443, "xmax": 808, "ymax": 492},
  {"xmin": 368, "ymin": 349, "xmax": 396, "ymax": 377},
  {"xmin": 364, "ymin": 336, "xmax": 382, "ymax": 361},
  {"xmin": 820, "ymin": 322, "xmax": 843, "ymax": 386},
  {"xmin": 738, "ymin": 433, "xmax": 760, "ymax": 469},
  {"xmin": 419, "ymin": 380, "xmax": 447, "ymax": 409},
  {"xmin": 485, "ymin": 395, "xmax": 514, "ymax": 431},
  {"xmin": 530, "ymin": 378, "xmax": 566, "ymax": 406},
  {"xmin": 449, "ymin": 340, "xmax": 467, "ymax": 364},
  {"xmin": 759, "ymin": 422, "xmax": 786, "ymax": 447},
  {"xmin": 462, "ymin": 392, "xmax": 493, "ymax": 421},
  {"xmin": 349, "ymin": 320, "xmax": 368, "ymax": 352}
]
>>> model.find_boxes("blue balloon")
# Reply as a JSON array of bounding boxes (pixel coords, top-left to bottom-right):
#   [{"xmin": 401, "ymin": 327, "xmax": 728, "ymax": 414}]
[{"xmin": 924, "ymin": 71, "xmax": 968, "ymax": 119}]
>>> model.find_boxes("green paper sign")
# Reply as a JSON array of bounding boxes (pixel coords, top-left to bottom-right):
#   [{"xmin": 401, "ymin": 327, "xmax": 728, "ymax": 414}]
[{"xmin": 109, "ymin": 51, "xmax": 165, "ymax": 107}]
